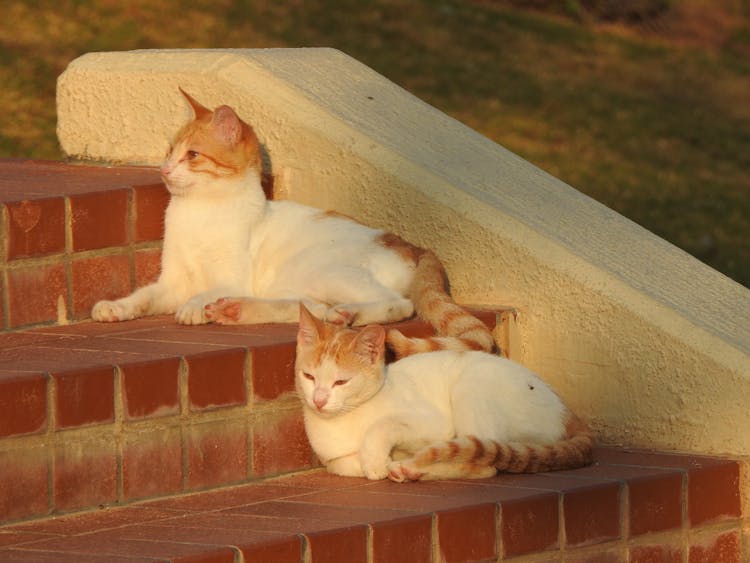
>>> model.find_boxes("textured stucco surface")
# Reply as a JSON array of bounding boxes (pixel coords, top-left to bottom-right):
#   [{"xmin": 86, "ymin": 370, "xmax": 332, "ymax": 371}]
[{"xmin": 57, "ymin": 48, "xmax": 749, "ymax": 457}]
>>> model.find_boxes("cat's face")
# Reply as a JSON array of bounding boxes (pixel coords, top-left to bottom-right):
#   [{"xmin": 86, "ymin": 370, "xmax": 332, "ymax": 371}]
[
  {"xmin": 160, "ymin": 89, "xmax": 262, "ymax": 196},
  {"xmin": 295, "ymin": 305, "xmax": 386, "ymax": 418}
]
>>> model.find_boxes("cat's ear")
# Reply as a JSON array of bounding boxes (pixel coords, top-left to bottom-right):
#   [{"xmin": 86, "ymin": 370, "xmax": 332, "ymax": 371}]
[
  {"xmin": 297, "ymin": 303, "xmax": 322, "ymax": 347},
  {"xmin": 179, "ymin": 88, "xmax": 211, "ymax": 120},
  {"xmin": 211, "ymin": 105, "xmax": 244, "ymax": 146},
  {"xmin": 353, "ymin": 325, "xmax": 386, "ymax": 364}
]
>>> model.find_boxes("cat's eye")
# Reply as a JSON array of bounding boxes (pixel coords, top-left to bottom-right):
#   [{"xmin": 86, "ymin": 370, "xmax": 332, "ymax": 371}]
[
  {"xmin": 302, "ymin": 372, "xmax": 315, "ymax": 381},
  {"xmin": 333, "ymin": 379, "xmax": 349, "ymax": 386},
  {"xmin": 186, "ymin": 150, "xmax": 200, "ymax": 160}
]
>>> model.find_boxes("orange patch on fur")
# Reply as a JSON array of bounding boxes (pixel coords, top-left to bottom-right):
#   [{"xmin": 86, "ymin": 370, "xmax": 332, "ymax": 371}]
[
  {"xmin": 469, "ymin": 436, "xmax": 486, "ymax": 462},
  {"xmin": 564, "ymin": 412, "xmax": 590, "ymax": 438},
  {"xmin": 375, "ymin": 233, "xmax": 424, "ymax": 265},
  {"xmin": 171, "ymin": 102, "xmax": 262, "ymax": 177}
]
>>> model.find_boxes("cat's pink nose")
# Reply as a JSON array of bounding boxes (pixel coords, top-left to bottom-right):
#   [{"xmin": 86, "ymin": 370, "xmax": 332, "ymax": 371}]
[
  {"xmin": 313, "ymin": 396, "xmax": 328, "ymax": 410},
  {"xmin": 159, "ymin": 165, "xmax": 171, "ymax": 177}
]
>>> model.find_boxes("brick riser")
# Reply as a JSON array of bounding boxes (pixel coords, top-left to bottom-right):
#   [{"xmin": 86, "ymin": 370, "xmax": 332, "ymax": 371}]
[
  {"xmin": 0, "ymin": 451, "xmax": 744, "ymax": 562},
  {"xmin": 0, "ymin": 160, "xmax": 166, "ymax": 331}
]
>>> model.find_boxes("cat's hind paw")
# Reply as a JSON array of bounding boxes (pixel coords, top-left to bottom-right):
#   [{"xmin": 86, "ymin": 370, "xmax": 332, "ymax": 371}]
[
  {"xmin": 91, "ymin": 300, "xmax": 133, "ymax": 322},
  {"xmin": 386, "ymin": 461, "xmax": 424, "ymax": 483},
  {"xmin": 204, "ymin": 298, "xmax": 243, "ymax": 324}
]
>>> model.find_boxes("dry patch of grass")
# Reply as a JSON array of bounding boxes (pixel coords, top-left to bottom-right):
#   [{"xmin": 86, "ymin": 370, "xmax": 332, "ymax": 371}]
[{"xmin": 0, "ymin": 0, "xmax": 748, "ymax": 286}]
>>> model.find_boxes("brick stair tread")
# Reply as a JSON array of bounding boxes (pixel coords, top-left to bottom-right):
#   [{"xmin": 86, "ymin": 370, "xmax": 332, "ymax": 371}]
[
  {"xmin": 0, "ymin": 312, "xmax": 490, "ymax": 377},
  {"xmin": 0, "ymin": 159, "xmax": 161, "ymax": 202},
  {"xmin": 0, "ymin": 314, "xmax": 298, "ymax": 372},
  {"xmin": 0, "ymin": 449, "xmax": 743, "ymax": 562}
]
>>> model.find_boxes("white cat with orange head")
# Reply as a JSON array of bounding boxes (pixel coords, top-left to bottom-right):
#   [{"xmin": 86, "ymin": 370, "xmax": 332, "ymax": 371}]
[
  {"xmin": 295, "ymin": 303, "xmax": 593, "ymax": 481},
  {"xmin": 92, "ymin": 90, "xmax": 495, "ymax": 357}
]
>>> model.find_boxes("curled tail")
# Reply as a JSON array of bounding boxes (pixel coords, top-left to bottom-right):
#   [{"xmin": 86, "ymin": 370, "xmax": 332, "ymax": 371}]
[
  {"xmin": 388, "ymin": 249, "xmax": 495, "ymax": 359},
  {"xmin": 411, "ymin": 430, "xmax": 594, "ymax": 475}
]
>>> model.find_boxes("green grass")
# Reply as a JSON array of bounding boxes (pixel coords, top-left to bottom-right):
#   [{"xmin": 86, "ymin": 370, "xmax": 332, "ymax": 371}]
[{"xmin": 1, "ymin": 0, "xmax": 748, "ymax": 286}]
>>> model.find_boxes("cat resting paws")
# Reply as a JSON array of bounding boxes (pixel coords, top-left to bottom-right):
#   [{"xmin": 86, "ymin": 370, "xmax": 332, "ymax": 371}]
[
  {"xmin": 204, "ymin": 297, "xmax": 329, "ymax": 325},
  {"xmin": 204, "ymin": 298, "xmax": 243, "ymax": 324},
  {"xmin": 91, "ymin": 300, "xmax": 136, "ymax": 322},
  {"xmin": 360, "ymin": 451, "xmax": 391, "ymax": 481},
  {"xmin": 386, "ymin": 461, "xmax": 424, "ymax": 483},
  {"xmin": 175, "ymin": 299, "xmax": 209, "ymax": 325},
  {"xmin": 325, "ymin": 454, "xmax": 365, "ymax": 477}
]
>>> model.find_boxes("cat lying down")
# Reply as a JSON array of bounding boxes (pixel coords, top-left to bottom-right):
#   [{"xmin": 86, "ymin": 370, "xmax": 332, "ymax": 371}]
[
  {"xmin": 295, "ymin": 304, "xmax": 593, "ymax": 481},
  {"xmin": 92, "ymin": 89, "xmax": 494, "ymax": 358}
]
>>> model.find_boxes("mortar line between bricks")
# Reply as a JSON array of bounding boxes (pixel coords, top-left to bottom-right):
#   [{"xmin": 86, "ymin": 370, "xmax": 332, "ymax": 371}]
[
  {"xmin": 127, "ymin": 186, "xmax": 136, "ymax": 256},
  {"xmin": 245, "ymin": 349, "xmax": 254, "ymax": 481},
  {"xmin": 0, "ymin": 242, "xmax": 163, "ymax": 271},
  {"xmin": 62, "ymin": 196, "xmax": 74, "ymax": 326},
  {"xmin": 46, "ymin": 370, "xmax": 56, "ymax": 515},
  {"xmin": 495, "ymin": 501, "xmax": 504, "ymax": 561},
  {"xmin": 300, "ymin": 532, "xmax": 311, "ymax": 563},
  {"xmin": 126, "ymin": 189, "xmax": 138, "ymax": 293},
  {"xmin": 179, "ymin": 356, "xmax": 190, "ymax": 492},
  {"xmin": 366, "ymin": 522, "xmax": 374, "ymax": 563},
  {"xmin": 114, "ymin": 365, "xmax": 125, "ymax": 502}
]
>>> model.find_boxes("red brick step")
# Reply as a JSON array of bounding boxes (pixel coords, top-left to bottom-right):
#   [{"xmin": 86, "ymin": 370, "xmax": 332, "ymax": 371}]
[
  {"xmin": 0, "ymin": 450, "xmax": 743, "ymax": 562},
  {"xmin": 0, "ymin": 159, "xmax": 166, "ymax": 331}
]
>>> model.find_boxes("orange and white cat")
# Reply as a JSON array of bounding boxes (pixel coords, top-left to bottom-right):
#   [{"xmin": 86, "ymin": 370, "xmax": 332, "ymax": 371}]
[
  {"xmin": 91, "ymin": 89, "xmax": 493, "ymax": 356},
  {"xmin": 295, "ymin": 304, "xmax": 593, "ymax": 481}
]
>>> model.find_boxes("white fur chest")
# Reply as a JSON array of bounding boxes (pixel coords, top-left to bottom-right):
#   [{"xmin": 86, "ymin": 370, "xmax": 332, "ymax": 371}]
[
  {"xmin": 302, "ymin": 391, "xmax": 394, "ymax": 463},
  {"xmin": 160, "ymin": 178, "xmax": 265, "ymax": 293}
]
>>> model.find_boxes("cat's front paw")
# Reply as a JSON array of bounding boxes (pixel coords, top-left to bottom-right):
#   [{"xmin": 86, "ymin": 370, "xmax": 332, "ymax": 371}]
[
  {"xmin": 325, "ymin": 454, "xmax": 365, "ymax": 477},
  {"xmin": 91, "ymin": 300, "xmax": 134, "ymax": 322},
  {"xmin": 360, "ymin": 449, "xmax": 391, "ymax": 480},
  {"xmin": 175, "ymin": 300, "xmax": 209, "ymax": 325}
]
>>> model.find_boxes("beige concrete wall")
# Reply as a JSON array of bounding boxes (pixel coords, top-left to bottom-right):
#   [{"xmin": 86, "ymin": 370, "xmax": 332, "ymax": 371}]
[{"xmin": 57, "ymin": 49, "xmax": 749, "ymax": 458}]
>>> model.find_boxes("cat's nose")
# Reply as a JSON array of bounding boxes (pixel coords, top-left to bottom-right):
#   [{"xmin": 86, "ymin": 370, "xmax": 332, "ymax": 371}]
[
  {"xmin": 159, "ymin": 165, "xmax": 171, "ymax": 177},
  {"xmin": 313, "ymin": 395, "xmax": 328, "ymax": 410}
]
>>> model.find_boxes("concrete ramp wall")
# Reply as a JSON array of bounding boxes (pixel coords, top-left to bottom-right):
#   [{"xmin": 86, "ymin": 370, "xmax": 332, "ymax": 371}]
[{"xmin": 57, "ymin": 48, "xmax": 750, "ymax": 458}]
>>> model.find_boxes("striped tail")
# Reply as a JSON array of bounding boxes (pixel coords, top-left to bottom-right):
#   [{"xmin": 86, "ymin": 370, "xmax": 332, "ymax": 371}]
[
  {"xmin": 411, "ymin": 431, "xmax": 594, "ymax": 474},
  {"xmin": 388, "ymin": 250, "xmax": 496, "ymax": 359}
]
